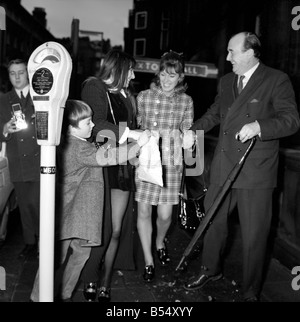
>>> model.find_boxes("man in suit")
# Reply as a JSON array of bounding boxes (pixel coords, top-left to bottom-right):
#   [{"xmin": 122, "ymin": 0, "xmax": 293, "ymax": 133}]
[
  {"xmin": 0, "ymin": 59, "xmax": 40, "ymax": 258},
  {"xmin": 183, "ymin": 32, "xmax": 300, "ymax": 301}
]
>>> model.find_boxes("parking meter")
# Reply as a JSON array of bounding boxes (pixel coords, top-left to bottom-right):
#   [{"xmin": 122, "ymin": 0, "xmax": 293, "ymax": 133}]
[
  {"xmin": 27, "ymin": 42, "xmax": 72, "ymax": 302},
  {"xmin": 28, "ymin": 41, "xmax": 72, "ymax": 146}
]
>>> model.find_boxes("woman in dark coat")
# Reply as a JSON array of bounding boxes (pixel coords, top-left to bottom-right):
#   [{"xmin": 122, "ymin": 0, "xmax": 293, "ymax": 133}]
[{"xmin": 80, "ymin": 49, "xmax": 140, "ymax": 302}]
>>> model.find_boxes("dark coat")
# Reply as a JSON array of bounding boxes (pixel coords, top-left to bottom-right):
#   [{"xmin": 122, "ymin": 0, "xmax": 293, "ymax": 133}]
[
  {"xmin": 192, "ymin": 63, "xmax": 300, "ymax": 189},
  {"xmin": 81, "ymin": 77, "xmax": 130, "ymax": 142},
  {"xmin": 0, "ymin": 89, "xmax": 40, "ymax": 182}
]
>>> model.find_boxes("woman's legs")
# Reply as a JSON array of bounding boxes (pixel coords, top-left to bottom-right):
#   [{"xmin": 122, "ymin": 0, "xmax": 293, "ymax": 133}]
[
  {"xmin": 101, "ymin": 189, "xmax": 130, "ymax": 288},
  {"xmin": 156, "ymin": 204, "xmax": 173, "ymax": 250},
  {"xmin": 137, "ymin": 202, "xmax": 153, "ymax": 266}
]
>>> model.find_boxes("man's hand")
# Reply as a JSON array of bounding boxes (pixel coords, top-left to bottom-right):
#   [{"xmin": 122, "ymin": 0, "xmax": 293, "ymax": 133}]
[
  {"xmin": 3, "ymin": 119, "xmax": 22, "ymax": 136},
  {"xmin": 236, "ymin": 121, "xmax": 261, "ymax": 143}
]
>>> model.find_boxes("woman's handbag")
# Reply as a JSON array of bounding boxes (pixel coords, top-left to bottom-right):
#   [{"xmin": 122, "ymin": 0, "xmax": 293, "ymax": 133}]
[{"xmin": 178, "ymin": 162, "xmax": 207, "ymax": 232}]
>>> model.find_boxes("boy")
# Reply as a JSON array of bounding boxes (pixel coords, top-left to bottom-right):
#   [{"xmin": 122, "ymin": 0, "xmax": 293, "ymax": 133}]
[{"xmin": 31, "ymin": 99, "xmax": 150, "ymax": 301}]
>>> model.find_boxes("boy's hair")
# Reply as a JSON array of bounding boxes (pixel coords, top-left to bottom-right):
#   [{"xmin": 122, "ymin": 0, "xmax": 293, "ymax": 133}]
[{"xmin": 64, "ymin": 99, "xmax": 92, "ymax": 129}]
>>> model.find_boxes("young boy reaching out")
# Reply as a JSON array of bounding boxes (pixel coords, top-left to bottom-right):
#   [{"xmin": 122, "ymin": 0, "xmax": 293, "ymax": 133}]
[{"xmin": 30, "ymin": 99, "xmax": 150, "ymax": 302}]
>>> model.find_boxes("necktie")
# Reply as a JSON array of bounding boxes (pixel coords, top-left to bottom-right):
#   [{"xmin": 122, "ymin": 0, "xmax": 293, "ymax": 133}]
[
  {"xmin": 20, "ymin": 91, "xmax": 26, "ymax": 107},
  {"xmin": 237, "ymin": 75, "xmax": 245, "ymax": 95}
]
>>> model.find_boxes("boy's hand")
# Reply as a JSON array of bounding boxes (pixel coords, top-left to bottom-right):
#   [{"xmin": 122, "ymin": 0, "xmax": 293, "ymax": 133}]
[
  {"xmin": 128, "ymin": 129, "xmax": 143, "ymax": 141},
  {"xmin": 137, "ymin": 130, "xmax": 151, "ymax": 147}
]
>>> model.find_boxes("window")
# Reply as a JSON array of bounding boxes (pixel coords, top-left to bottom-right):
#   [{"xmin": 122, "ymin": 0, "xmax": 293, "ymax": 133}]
[
  {"xmin": 134, "ymin": 38, "xmax": 146, "ymax": 57},
  {"xmin": 160, "ymin": 11, "xmax": 170, "ymax": 51},
  {"xmin": 135, "ymin": 12, "xmax": 147, "ymax": 29}
]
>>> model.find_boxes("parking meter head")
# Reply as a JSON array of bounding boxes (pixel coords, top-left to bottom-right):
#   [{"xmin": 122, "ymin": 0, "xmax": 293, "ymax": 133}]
[{"xmin": 28, "ymin": 42, "xmax": 72, "ymax": 146}]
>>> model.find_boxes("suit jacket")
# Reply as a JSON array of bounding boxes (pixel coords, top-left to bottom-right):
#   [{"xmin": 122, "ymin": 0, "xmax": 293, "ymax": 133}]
[
  {"xmin": 192, "ymin": 63, "xmax": 300, "ymax": 189},
  {"xmin": 0, "ymin": 89, "xmax": 40, "ymax": 182}
]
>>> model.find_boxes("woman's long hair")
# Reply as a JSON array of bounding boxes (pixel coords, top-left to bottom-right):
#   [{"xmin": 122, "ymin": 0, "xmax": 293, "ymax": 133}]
[{"xmin": 98, "ymin": 49, "xmax": 136, "ymax": 93}]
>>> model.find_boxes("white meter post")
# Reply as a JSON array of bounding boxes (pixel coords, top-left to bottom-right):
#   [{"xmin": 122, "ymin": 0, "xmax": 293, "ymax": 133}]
[{"xmin": 28, "ymin": 42, "xmax": 72, "ymax": 302}]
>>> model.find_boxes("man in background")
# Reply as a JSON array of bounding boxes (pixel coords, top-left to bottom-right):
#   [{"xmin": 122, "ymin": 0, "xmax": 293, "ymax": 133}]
[{"xmin": 0, "ymin": 59, "xmax": 40, "ymax": 258}]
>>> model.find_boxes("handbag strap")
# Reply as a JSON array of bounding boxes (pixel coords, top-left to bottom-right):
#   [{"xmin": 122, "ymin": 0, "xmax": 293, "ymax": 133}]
[
  {"xmin": 106, "ymin": 92, "xmax": 116, "ymax": 125},
  {"xmin": 179, "ymin": 161, "xmax": 186, "ymax": 195}
]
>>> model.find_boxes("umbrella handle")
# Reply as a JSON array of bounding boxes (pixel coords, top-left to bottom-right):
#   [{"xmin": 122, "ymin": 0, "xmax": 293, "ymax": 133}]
[{"xmin": 238, "ymin": 137, "xmax": 256, "ymax": 165}]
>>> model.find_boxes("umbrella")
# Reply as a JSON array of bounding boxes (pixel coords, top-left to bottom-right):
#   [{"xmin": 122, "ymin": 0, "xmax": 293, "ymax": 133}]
[{"xmin": 175, "ymin": 137, "xmax": 256, "ymax": 272}]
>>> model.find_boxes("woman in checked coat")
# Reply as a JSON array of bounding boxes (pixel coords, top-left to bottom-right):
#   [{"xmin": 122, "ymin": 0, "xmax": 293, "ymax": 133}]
[{"xmin": 135, "ymin": 51, "xmax": 194, "ymax": 282}]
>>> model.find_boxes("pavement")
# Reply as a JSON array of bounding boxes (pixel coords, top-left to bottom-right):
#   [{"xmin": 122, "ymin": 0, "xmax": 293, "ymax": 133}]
[{"xmin": 0, "ymin": 207, "xmax": 300, "ymax": 304}]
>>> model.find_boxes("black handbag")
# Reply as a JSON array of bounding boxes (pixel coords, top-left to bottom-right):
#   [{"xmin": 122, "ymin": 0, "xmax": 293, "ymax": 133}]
[{"xmin": 178, "ymin": 163, "xmax": 207, "ymax": 232}]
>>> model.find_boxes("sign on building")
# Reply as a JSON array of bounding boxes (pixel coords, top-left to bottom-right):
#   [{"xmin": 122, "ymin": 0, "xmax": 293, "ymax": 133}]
[{"xmin": 135, "ymin": 58, "xmax": 218, "ymax": 78}]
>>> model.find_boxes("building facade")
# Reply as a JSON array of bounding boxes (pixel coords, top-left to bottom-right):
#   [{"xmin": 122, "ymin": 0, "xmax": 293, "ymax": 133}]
[{"xmin": 0, "ymin": 0, "xmax": 56, "ymax": 92}]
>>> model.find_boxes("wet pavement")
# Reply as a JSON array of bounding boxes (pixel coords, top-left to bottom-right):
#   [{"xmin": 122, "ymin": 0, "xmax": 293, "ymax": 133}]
[{"xmin": 0, "ymin": 207, "xmax": 300, "ymax": 304}]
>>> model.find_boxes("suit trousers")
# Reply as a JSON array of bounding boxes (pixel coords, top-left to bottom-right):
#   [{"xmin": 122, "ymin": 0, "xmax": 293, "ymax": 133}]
[
  {"xmin": 13, "ymin": 181, "xmax": 40, "ymax": 245},
  {"xmin": 202, "ymin": 184, "xmax": 273, "ymax": 299}
]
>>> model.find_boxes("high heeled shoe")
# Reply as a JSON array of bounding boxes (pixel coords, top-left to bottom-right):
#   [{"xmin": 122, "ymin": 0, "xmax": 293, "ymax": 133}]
[
  {"xmin": 157, "ymin": 246, "xmax": 170, "ymax": 266},
  {"xmin": 98, "ymin": 286, "xmax": 111, "ymax": 302},
  {"xmin": 143, "ymin": 265, "xmax": 155, "ymax": 282},
  {"xmin": 83, "ymin": 282, "xmax": 97, "ymax": 302}
]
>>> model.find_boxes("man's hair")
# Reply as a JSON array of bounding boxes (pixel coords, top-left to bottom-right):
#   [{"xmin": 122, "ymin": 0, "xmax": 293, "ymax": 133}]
[
  {"xmin": 242, "ymin": 32, "xmax": 261, "ymax": 58},
  {"xmin": 64, "ymin": 99, "xmax": 92, "ymax": 129},
  {"xmin": 7, "ymin": 59, "xmax": 27, "ymax": 70}
]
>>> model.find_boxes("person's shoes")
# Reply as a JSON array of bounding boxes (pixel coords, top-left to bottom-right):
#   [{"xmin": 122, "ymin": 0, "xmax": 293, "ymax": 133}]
[
  {"xmin": 18, "ymin": 244, "xmax": 37, "ymax": 259},
  {"xmin": 98, "ymin": 286, "xmax": 111, "ymax": 302},
  {"xmin": 143, "ymin": 265, "xmax": 155, "ymax": 282},
  {"xmin": 156, "ymin": 246, "xmax": 170, "ymax": 266},
  {"xmin": 61, "ymin": 298, "xmax": 73, "ymax": 302},
  {"xmin": 83, "ymin": 282, "xmax": 98, "ymax": 302},
  {"xmin": 184, "ymin": 272, "xmax": 223, "ymax": 291},
  {"xmin": 244, "ymin": 296, "xmax": 259, "ymax": 302}
]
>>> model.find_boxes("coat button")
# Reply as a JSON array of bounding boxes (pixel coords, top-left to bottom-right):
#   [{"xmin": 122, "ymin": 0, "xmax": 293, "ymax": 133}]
[
  {"xmin": 223, "ymin": 131, "xmax": 228, "ymax": 135},
  {"xmin": 237, "ymin": 148, "xmax": 241, "ymax": 152},
  {"xmin": 246, "ymin": 113, "xmax": 250, "ymax": 117},
  {"xmin": 221, "ymin": 148, "xmax": 225, "ymax": 152},
  {"xmin": 153, "ymin": 122, "xmax": 157, "ymax": 126}
]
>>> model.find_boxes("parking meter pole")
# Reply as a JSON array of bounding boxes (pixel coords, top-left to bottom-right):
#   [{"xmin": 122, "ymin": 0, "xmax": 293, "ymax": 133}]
[
  {"xmin": 39, "ymin": 146, "xmax": 56, "ymax": 302},
  {"xmin": 28, "ymin": 41, "xmax": 72, "ymax": 302}
]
